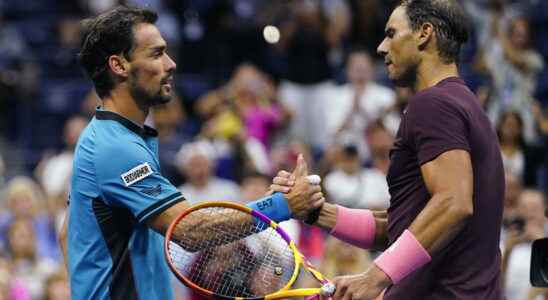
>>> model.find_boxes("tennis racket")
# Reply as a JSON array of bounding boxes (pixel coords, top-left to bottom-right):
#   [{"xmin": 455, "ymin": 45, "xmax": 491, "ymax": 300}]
[{"xmin": 164, "ymin": 201, "xmax": 335, "ymax": 299}]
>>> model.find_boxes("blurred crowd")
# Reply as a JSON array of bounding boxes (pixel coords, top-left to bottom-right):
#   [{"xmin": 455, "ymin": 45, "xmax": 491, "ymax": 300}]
[{"xmin": 0, "ymin": 0, "xmax": 548, "ymax": 299}]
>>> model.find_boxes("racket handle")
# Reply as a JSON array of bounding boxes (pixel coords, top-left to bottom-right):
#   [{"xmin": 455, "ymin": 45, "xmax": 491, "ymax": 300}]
[{"xmin": 303, "ymin": 283, "xmax": 335, "ymax": 300}]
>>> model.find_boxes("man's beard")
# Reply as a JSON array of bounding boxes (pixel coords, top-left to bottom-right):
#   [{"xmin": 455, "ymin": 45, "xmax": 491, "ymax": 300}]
[
  {"xmin": 129, "ymin": 69, "xmax": 172, "ymax": 110},
  {"xmin": 392, "ymin": 63, "xmax": 418, "ymax": 89}
]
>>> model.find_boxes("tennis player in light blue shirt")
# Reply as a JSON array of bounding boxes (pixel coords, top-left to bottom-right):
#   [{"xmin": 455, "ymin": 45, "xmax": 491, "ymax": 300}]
[{"xmin": 61, "ymin": 5, "xmax": 322, "ymax": 300}]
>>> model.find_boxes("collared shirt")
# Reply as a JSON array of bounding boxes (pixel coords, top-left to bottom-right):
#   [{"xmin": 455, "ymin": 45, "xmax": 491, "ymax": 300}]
[{"xmin": 68, "ymin": 108, "xmax": 185, "ymax": 300}]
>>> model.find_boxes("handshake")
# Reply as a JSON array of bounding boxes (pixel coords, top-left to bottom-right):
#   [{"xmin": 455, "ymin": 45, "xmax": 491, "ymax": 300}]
[{"xmin": 267, "ymin": 154, "xmax": 325, "ymax": 223}]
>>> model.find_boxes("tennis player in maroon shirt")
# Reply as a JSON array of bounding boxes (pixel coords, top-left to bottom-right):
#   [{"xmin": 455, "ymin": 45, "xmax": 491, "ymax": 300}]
[{"xmin": 273, "ymin": 0, "xmax": 505, "ymax": 299}]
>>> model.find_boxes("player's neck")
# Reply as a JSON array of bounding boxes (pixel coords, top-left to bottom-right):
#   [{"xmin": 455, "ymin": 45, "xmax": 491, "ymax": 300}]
[
  {"xmin": 415, "ymin": 61, "xmax": 459, "ymax": 92},
  {"xmin": 102, "ymin": 87, "xmax": 148, "ymax": 127}
]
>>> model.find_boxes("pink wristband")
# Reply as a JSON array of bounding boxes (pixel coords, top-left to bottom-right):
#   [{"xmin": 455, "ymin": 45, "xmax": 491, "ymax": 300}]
[
  {"xmin": 374, "ymin": 229, "xmax": 431, "ymax": 284},
  {"xmin": 330, "ymin": 205, "xmax": 376, "ymax": 249}
]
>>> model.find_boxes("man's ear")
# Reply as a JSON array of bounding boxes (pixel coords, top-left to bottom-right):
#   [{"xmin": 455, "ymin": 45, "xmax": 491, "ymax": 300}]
[
  {"xmin": 417, "ymin": 22, "xmax": 434, "ymax": 50},
  {"xmin": 107, "ymin": 55, "xmax": 130, "ymax": 79}
]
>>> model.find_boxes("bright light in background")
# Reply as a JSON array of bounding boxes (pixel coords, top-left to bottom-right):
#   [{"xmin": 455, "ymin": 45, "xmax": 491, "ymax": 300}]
[{"xmin": 263, "ymin": 25, "xmax": 280, "ymax": 44}]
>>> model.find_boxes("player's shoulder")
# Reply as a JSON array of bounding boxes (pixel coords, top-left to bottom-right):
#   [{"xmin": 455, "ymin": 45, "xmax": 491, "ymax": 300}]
[{"xmin": 408, "ymin": 79, "xmax": 470, "ymax": 114}]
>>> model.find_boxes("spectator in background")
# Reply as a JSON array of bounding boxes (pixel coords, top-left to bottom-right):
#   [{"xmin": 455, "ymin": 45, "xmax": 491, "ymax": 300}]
[
  {"xmin": 196, "ymin": 63, "xmax": 289, "ymax": 176},
  {"xmin": 277, "ymin": 0, "xmax": 348, "ymax": 149},
  {"xmin": 0, "ymin": 177, "xmax": 59, "ymax": 262},
  {"xmin": 197, "ymin": 63, "xmax": 290, "ymax": 150},
  {"xmin": 367, "ymin": 123, "xmax": 393, "ymax": 175},
  {"xmin": 176, "ymin": 140, "xmax": 240, "ymax": 204},
  {"xmin": 151, "ymin": 95, "xmax": 191, "ymax": 186},
  {"xmin": 298, "ymin": 235, "xmax": 373, "ymax": 296},
  {"xmin": 35, "ymin": 115, "xmax": 88, "ymax": 236},
  {"xmin": 45, "ymin": 17, "xmax": 85, "ymax": 79},
  {"xmin": 80, "ymin": 89, "xmax": 101, "ymax": 118},
  {"xmin": 463, "ymin": 0, "xmax": 517, "ymax": 51},
  {"xmin": 528, "ymin": 103, "xmax": 548, "ymax": 190},
  {"xmin": 6, "ymin": 218, "xmax": 58, "ymax": 300},
  {"xmin": 318, "ymin": 236, "xmax": 371, "ymax": 279},
  {"xmin": 44, "ymin": 270, "xmax": 70, "ymax": 300},
  {"xmin": 497, "ymin": 111, "xmax": 527, "ymax": 178},
  {"xmin": 502, "ymin": 190, "xmax": 548, "ymax": 300},
  {"xmin": 346, "ymin": 0, "xmax": 390, "ymax": 56},
  {"xmin": 76, "ymin": 0, "xmax": 120, "ymax": 15},
  {"xmin": 240, "ymin": 171, "xmax": 271, "ymax": 203},
  {"xmin": 0, "ymin": 253, "xmax": 30, "ymax": 300},
  {"xmin": 0, "ymin": 153, "xmax": 5, "ymax": 189},
  {"xmin": 484, "ymin": 15, "xmax": 544, "ymax": 142},
  {"xmin": 496, "ymin": 110, "xmax": 545, "ymax": 188},
  {"xmin": 324, "ymin": 49, "xmax": 395, "ymax": 161},
  {"xmin": 270, "ymin": 139, "xmax": 315, "ymax": 177},
  {"xmin": 0, "ymin": 12, "xmax": 39, "ymax": 137},
  {"xmin": 324, "ymin": 138, "xmax": 390, "ymax": 210},
  {"xmin": 36, "ymin": 115, "xmax": 88, "ymax": 200},
  {"xmin": 502, "ymin": 172, "xmax": 523, "ymax": 230},
  {"xmin": 380, "ymin": 86, "xmax": 412, "ymax": 136}
]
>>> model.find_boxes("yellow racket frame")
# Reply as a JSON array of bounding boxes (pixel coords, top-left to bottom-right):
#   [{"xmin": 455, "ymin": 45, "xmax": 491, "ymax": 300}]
[{"xmin": 164, "ymin": 201, "xmax": 332, "ymax": 300}]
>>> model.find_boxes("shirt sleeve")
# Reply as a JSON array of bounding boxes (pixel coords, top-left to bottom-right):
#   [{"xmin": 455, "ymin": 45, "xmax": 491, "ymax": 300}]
[
  {"xmin": 96, "ymin": 141, "xmax": 185, "ymax": 224},
  {"xmin": 407, "ymin": 93, "xmax": 471, "ymax": 166}
]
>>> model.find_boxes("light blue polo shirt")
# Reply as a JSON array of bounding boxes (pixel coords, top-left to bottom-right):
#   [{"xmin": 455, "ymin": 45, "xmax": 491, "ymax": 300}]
[{"xmin": 67, "ymin": 108, "xmax": 185, "ymax": 299}]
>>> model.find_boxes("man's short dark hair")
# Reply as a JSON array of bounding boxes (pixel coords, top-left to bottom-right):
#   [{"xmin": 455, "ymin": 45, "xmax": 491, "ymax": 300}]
[
  {"xmin": 400, "ymin": 0, "xmax": 469, "ymax": 64},
  {"xmin": 78, "ymin": 6, "xmax": 158, "ymax": 98}
]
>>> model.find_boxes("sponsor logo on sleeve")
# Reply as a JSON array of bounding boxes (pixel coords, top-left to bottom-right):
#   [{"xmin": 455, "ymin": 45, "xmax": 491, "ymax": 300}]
[
  {"xmin": 121, "ymin": 162, "xmax": 153, "ymax": 186},
  {"xmin": 140, "ymin": 184, "xmax": 162, "ymax": 196}
]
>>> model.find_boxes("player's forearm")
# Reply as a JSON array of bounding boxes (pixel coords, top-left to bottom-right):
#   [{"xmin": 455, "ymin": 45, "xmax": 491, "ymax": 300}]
[
  {"xmin": 315, "ymin": 202, "xmax": 338, "ymax": 230},
  {"xmin": 150, "ymin": 201, "xmax": 255, "ymax": 252},
  {"xmin": 407, "ymin": 191, "xmax": 473, "ymax": 255},
  {"xmin": 316, "ymin": 203, "xmax": 389, "ymax": 250},
  {"xmin": 161, "ymin": 194, "xmax": 292, "ymax": 252},
  {"xmin": 171, "ymin": 211, "xmax": 255, "ymax": 252},
  {"xmin": 370, "ymin": 192, "xmax": 472, "ymax": 285}
]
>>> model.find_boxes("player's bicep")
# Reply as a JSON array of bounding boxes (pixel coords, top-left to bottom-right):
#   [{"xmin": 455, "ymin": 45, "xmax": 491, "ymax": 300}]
[
  {"xmin": 147, "ymin": 201, "xmax": 190, "ymax": 234},
  {"xmin": 420, "ymin": 149, "xmax": 473, "ymax": 211}
]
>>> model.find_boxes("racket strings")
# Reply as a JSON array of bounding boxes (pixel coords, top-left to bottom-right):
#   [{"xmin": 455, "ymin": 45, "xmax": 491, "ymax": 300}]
[{"xmin": 168, "ymin": 207, "xmax": 296, "ymax": 298}]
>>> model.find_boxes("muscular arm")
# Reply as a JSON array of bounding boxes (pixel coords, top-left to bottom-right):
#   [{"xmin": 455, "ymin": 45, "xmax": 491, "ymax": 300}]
[
  {"xmin": 408, "ymin": 149, "xmax": 473, "ymax": 254},
  {"xmin": 315, "ymin": 204, "xmax": 389, "ymax": 251},
  {"xmin": 147, "ymin": 201, "xmax": 256, "ymax": 252},
  {"xmin": 148, "ymin": 166, "xmax": 320, "ymax": 251}
]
